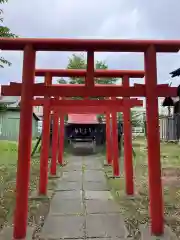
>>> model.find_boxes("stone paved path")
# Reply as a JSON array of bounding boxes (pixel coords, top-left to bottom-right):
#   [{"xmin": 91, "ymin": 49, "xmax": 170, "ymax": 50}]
[{"xmin": 40, "ymin": 155, "xmax": 128, "ymax": 240}]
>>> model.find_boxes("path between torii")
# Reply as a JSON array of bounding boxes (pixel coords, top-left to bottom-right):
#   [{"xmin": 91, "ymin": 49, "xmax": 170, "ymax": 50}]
[{"xmin": 39, "ymin": 155, "xmax": 129, "ymax": 239}]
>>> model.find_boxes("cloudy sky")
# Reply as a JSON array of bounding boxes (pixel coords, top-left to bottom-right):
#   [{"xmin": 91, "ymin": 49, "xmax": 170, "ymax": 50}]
[{"xmin": 1, "ymin": 0, "xmax": 180, "ymax": 89}]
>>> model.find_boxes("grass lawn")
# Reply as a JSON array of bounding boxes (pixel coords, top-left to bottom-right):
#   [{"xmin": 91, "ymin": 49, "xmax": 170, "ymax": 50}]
[
  {"xmin": 0, "ymin": 140, "xmax": 65, "ymax": 234},
  {"xmin": 103, "ymin": 137, "xmax": 180, "ymax": 239}
]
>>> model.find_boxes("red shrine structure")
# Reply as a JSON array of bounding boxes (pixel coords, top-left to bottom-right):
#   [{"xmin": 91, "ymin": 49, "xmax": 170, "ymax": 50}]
[{"xmin": 0, "ymin": 38, "xmax": 180, "ymax": 239}]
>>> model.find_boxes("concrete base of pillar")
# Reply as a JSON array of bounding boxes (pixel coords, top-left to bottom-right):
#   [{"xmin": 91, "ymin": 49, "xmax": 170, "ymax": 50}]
[
  {"xmin": 0, "ymin": 226, "xmax": 34, "ymax": 240},
  {"xmin": 59, "ymin": 162, "xmax": 67, "ymax": 167},
  {"xmin": 49, "ymin": 172, "xmax": 62, "ymax": 179},
  {"xmin": 104, "ymin": 163, "xmax": 112, "ymax": 167},
  {"xmin": 29, "ymin": 190, "xmax": 53, "ymax": 200},
  {"xmin": 105, "ymin": 172, "xmax": 121, "ymax": 179},
  {"xmin": 140, "ymin": 224, "xmax": 177, "ymax": 240}
]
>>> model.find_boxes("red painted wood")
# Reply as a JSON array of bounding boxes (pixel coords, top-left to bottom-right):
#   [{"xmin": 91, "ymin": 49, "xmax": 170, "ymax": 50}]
[
  {"xmin": 111, "ymin": 110, "xmax": 119, "ymax": 176},
  {"xmin": 13, "ymin": 45, "xmax": 36, "ymax": 239},
  {"xmin": 1, "ymin": 38, "xmax": 180, "ymax": 52},
  {"xmin": 1, "ymin": 37, "xmax": 178, "ymax": 238},
  {"xmin": 50, "ymin": 103, "xmax": 59, "ymax": 175},
  {"xmin": 145, "ymin": 45, "xmax": 163, "ymax": 235},
  {"xmin": 123, "ymin": 75, "xmax": 134, "ymax": 195},
  {"xmin": 1, "ymin": 84, "xmax": 177, "ymax": 97},
  {"xmin": 106, "ymin": 112, "xmax": 112, "ymax": 165},
  {"xmin": 39, "ymin": 73, "xmax": 52, "ymax": 195},
  {"xmin": 35, "ymin": 69, "xmax": 145, "ymax": 78},
  {"xmin": 33, "ymin": 98, "xmax": 142, "ymax": 107},
  {"xmin": 58, "ymin": 113, "xmax": 65, "ymax": 165},
  {"xmin": 86, "ymin": 51, "xmax": 94, "ymax": 87}
]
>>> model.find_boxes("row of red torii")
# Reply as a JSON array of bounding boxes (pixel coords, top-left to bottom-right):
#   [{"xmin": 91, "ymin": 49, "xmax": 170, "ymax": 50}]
[{"xmin": 1, "ymin": 38, "xmax": 180, "ymax": 239}]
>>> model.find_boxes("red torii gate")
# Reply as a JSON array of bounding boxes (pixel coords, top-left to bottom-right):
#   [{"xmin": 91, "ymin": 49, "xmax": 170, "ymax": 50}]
[
  {"xmin": 9, "ymin": 67, "xmax": 144, "ymax": 191},
  {"xmin": 9, "ymin": 80, "xmax": 143, "ymax": 195},
  {"xmin": 0, "ymin": 38, "xmax": 179, "ymax": 239},
  {"xmin": 33, "ymin": 97, "xmax": 143, "ymax": 183},
  {"xmin": 34, "ymin": 68, "xmax": 144, "ymax": 180}
]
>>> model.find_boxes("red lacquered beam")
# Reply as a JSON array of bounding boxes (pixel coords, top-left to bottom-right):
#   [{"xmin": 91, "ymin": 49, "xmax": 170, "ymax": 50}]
[
  {"xmin": 2, "ymin": 83, "xmax": 176, "ymax": 97},
  {"xmin": 10, "ymin": 82, "xmax": 44, "ymax": 86},
  {"xmin": 1, "ymin": 84, "xmax": 146, "ymax": 97},
  {"xmin": 35, "ymin": 69, "xmax": 145, "ymax": 78},
  {"xmin": 0, "ymin": 38, "xmax": 180, "ymax": 52},
  {"xmin": 32, "ymin": 98, "xmax": 142, "ymax": 107},
  {"xmin": 33, "ymin": 105, "xmax": 142, "ymax": 113}
]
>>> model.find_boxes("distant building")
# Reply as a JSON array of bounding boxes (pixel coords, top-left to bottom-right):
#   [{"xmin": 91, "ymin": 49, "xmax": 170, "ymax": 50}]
[
  {"xmin": 0, "ymin": 94, "xmax": 39, "ymax": 141},
  {"xmin": 0, "ymin": 106, "xmax": 39, "ymax": 141}
]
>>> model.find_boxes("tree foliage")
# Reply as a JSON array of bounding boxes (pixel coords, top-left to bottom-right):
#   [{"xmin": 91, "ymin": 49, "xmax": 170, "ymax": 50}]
[
  {"xmin": 0, "ymin": 103, "xmax": 7, "ymax": 112},
  {"xmin": 117, "ymin": 110, "xmax": 142, "ymax": 127},
  {"xmin": 57, "ymin": 53, "xmax": 118, "ymax": 101},
  {"xmin": 0, "ymin": 0, "xmax": 18, "ymax": 68},
  {"xmin": 65, "ymin": 53, "xmax": 117, "ymax": 85}
]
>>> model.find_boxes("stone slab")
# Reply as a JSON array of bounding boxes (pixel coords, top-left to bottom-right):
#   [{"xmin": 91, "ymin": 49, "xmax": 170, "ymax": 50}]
[
  {"xmin": 86, "ymin": 213, "xmax": 128, "ymax": 238},
  {"xmin": 41, "ymin": 215, "xmax": 85, "ymax": 239},
  {"xmin": 64, "ymin": 161, "xmax": 82, "ymax": 171},
  {"xmin": 56, "ymin": 181, "xmax": 82, "ymax": 191},
  {"xmin": 0, "ymin": 226, "xmax": 34, "ymax": 240},
  {"xmin": 66, "ymin": 156, "xmax": 82, "ymax": 162},
  {"xmin": 86, "ymin": 200, "xmax": 120, "ymax": 214},
  {"xmin": 84, "ymin": 170, "xmax": 105, "ymax": 182},
  {"xmin": 64, "ymin": 166, "xmax": 82, "ymax": 171},
  {"xmin": 61, "ymin": 171, "xmax": 82, "ymax": 182},
  {"xmin": 140, "ymin": 224, "xmax": 178, "ymax": 240},
  {"xmin": 84, "ymin": 160, "xmax": 102, "ymax": 170},
  {"xmin": 49, "ymin": 199, "xmax": 84, "ymax": 216},
  {"xmin": 29, "ymin": 190, "xmax": 53, "ymax": 200},
  {"xmin": 83, "ymin": 181, "xmax": 110, "ymax": 191},
  {"xmin": 52, "ymin": 190, "xmax": 82, "ymax": 200},
  {"xmin": 84, "ymin": 190, "xmax": 113, "ymax": 200}
]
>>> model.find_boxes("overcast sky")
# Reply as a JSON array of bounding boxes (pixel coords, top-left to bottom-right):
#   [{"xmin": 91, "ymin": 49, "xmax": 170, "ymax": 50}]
[{"xmin": 1, "ymin": 0, "xmax": 180, "ymax": 88}]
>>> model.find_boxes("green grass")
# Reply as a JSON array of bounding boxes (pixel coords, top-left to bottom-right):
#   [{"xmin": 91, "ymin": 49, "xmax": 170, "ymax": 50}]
[
  {"xmin": 102, "ymin": 137, "xmax": 180, "ymax": 239},
  {"xmin": 0, "ymin": 140, "xmax": 64, "ymax": 232}
]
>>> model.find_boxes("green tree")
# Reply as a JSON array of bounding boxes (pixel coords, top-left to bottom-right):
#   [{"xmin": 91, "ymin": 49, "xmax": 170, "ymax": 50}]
[
  {"xmin": 57, "ymin": 53, "xmax": 118, "ymax": 101},
  {"xmin": 0, "ymin": 0, "xmax": 18, "ymax": 68},
  {"xmin": 65, "ymin": 53, "xmax": 117, "ymax": 85},
  {"xmin": 117, "ymin": 110, "xmax": 142, "ymax": 127},
  {"xmin": 57, "ymin": 53, "xmax": 118, "ymax": 120},
  {"xmin": 0, "ymin": 103, "xmax": 7, "ymax": 112},
  {"xmin": 58, "ymin": 78, "xmax": 68, "ymax": 84}
]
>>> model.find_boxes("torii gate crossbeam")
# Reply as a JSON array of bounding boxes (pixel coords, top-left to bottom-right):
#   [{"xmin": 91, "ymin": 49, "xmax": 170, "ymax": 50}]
[{"xmin": 1, "ymin": 38, "xmax": 180, "ymax": 239}]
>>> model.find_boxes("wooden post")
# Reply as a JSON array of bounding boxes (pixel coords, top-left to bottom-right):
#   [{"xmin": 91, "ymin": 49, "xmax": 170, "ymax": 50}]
[
  {"xmin": 145, "ymin": 45, "xmax": 163, "ymax": 235},
  {"xmin": 111, "ymin": 110, "xmax": 119, "ymax": 176},
  {"xmin": 58, "ymin": 113, "xmax": 65, "ymax": 165},
  {"xmin": 39, "ymin": 73, "xmax": 52, "ymax": 195},
  {"xmin": 106, "ymin": 112, "xmax": 112, "ymax": 164},
  {"xmin": 13, "ymin": 45, "xmax": 36, "ymax": 239},
  {"xmin": 50, "ymin": 104, "xmax": 59, "ymax": 175},
  {"xmin": 122, "ymin": 75, "xmax": 134, "ymax": 195}
]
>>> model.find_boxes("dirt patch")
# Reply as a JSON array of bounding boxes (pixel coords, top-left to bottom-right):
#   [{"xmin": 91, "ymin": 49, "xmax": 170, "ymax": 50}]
[
  {"xmin": 162, "ymin": 168, "xmax": 180, "ymax": 186},
  {"xmin": 31, "ymin": 198, "xmax": 51, "ymax": 239},
  {"xmin": 162, "ymin": 168, "xmax": 180, "ymax": 177}
]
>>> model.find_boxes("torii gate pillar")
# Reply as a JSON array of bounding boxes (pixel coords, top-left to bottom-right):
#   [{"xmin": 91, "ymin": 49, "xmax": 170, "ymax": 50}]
[
  {"xmin": 13, "ymin": 45, "xmax": 36, "ymax": 239},
  {"xmin": 111, "ymin": 110, "xmax": 119, "ymax": 176},
  {"xmin": 145, "ymin": 45, "xmax": 163, "ymax": 235},
  {"xmin": 122, "ymin": 75, "xmax": 134, "ymax": 195},
  {"xmin": 50, "ymin": 102, "xmax": 59, "ymax": 175},
  {"xmin": 39, "ymin": 73, "xmax": 52, "ymax": 195},
  {"xmin": 106, "ymin": 112, "xmax": 112, "ymax": 165},
  {"xmin": 58, "ymin": 112, "xmax": 65, "ymax": 165}
]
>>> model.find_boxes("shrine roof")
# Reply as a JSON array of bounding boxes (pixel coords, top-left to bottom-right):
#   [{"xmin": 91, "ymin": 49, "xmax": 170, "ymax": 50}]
[{"xmin": 68, "ymin": 114, "xmax": 98, "ymax": 124}]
